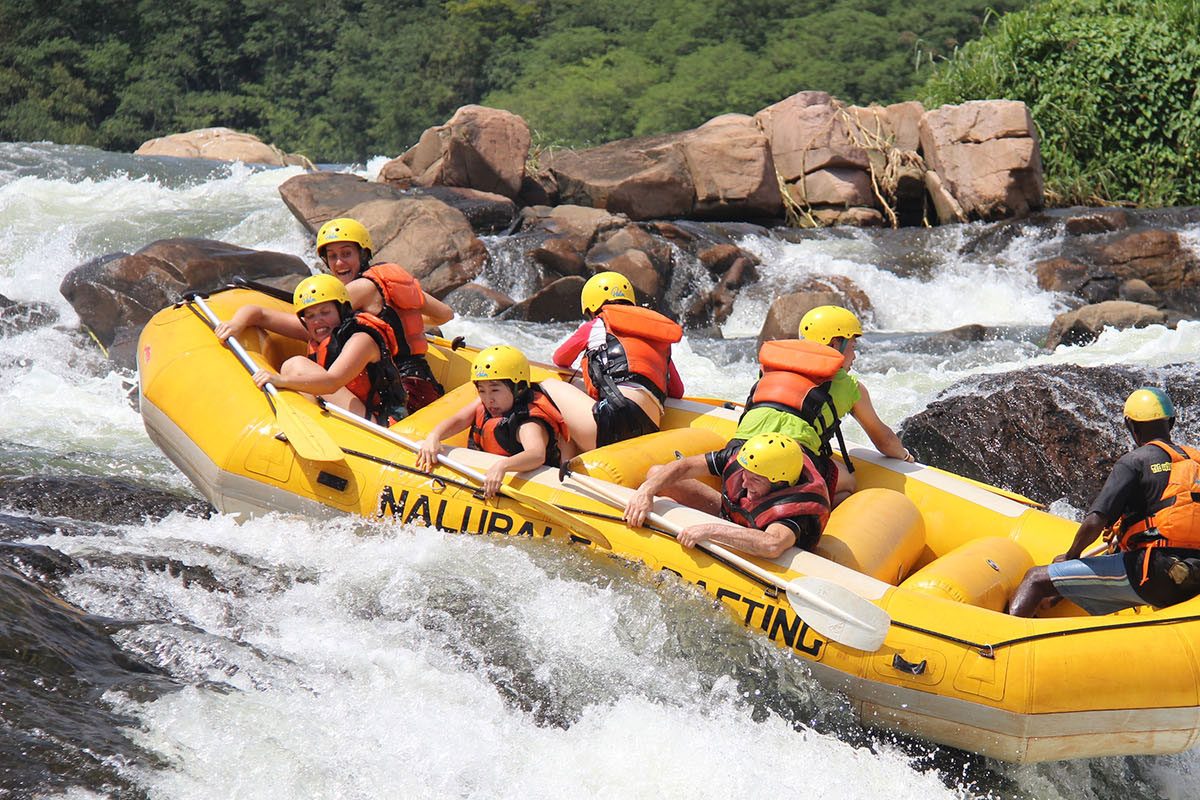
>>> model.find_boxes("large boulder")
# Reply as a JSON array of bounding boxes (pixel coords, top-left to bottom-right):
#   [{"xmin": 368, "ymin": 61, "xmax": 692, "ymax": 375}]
[
  {"xmin": 1092, "ymin": 229, "xmax": 1200, "ymax": 289},
  {"xmin": 134, "ymin": 127, "xmax": 311, "ymax": 168},
  {"xmin": 679, "ymin": 114, "xmax": 782, "ymax": 219},
  {"xmin": 59, "ymin": 239, "xmax": 307, "ymax": 368},
  {"xmin": 919, "ymin": 100, "xmax": 1044, "ymax": 221},
  {"xmin": 756, "ymin": 279, "xmax": 872, "ymax": 345},
  {"xmin": 278, "ymin": 172, "xmax": 489, "ymax": 297},
  {"xmin": 899, "ymin": 363, "xmax": 1200, "ymax": 508},
  {"xmin": 390, "ymin": 105, "xmax": 531, "ymax": 199},
  {"xmin": 754, "ymin": 91, "xmax": 869, "ymax": 179},
  {"xmin": 1045, "ymin": 300, "xmax": 1168, "ymax": 349}
]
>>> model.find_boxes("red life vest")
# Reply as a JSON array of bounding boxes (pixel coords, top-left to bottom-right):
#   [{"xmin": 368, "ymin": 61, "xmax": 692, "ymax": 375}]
[
  {"xmin": 469, "ymin": 386, "xmax": 567, "ymax": 466},
  {"xmin": 1119, "ymin": 441, "xmax": 1200, "ymax": 552},
  {"xmin": 743, "ymin": 339, "xmax": 846, "ymax": 455},
  {"xmin": 361, "ymin": 263, "xmax": 428, "ymax": 357},
  {"xmin": 719, "ymin": 449, "xmax": 830, "ymax": 540},
  {"xmin": 581, "ymin": 304, "xmax": 682, "ymax": 402},
  {"xmin": 308, "ymin": 311, "xmax": 407, "ymax": 422}
]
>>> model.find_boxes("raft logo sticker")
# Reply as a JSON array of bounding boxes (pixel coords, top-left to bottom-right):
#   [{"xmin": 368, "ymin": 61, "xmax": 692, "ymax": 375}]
[{"xmin": 377, "ymin": 485, "xmax": 555, "ymax": 538}]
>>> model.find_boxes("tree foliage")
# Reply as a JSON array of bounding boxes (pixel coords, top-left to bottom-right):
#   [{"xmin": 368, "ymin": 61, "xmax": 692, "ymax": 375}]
[
  {"xmin": 921, "ymin": 0, "xmax": 1200, "ymax": 207},
  {"xmin": 0, "ymin": 0, "xmax": 1027, "ymax": 163}
]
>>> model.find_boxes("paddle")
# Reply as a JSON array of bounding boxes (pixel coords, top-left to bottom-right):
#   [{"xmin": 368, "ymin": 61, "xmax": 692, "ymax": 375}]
[
  {"xmin": 189, "ymin": 295, "xmax": 344, "ymax": 463},
  {"xmin": 560, "ymin": 467, "xmax": 891, "ymax": 652},
  {"xmin": 314, "ymin": 398, "xmax": 612, "ymax": 549}
]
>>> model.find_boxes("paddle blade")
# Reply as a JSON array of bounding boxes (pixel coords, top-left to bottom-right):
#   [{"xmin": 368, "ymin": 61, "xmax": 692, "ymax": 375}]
[
  {"xmin": 785, "ymin": 577, "xmax": 890, "ymax": 652},
  {"xmin": 273, "ymin": 392, "xmax": 344, "ymax": 462}
]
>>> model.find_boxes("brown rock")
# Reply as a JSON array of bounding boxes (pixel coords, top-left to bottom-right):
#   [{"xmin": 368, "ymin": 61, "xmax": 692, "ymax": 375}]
[
  {"xmin": 378, "ymin": 158, "xmax": 415, "ymax": 188},
  {"xmin": 589, "ymin": 250, "xmax": 662, "ymax": 304},
  {"xmin": 919, "ymin": 100, "xmax": 1043, "ymax": 220},
  {"xmin": 1033, "ymin": 257, "xmax": 1119, "ymax": 303},
  {"xmin": 546, "ymin": 134, "xmax": 696, "ymax": 220},
  {"xmin": 279, "ymin": 172, "xmax": 402, "ymax": 232},
  {"xmin": 412, "ymin": 186, "xmax": 517, "ymax": 234},
  {"xmin": 345, "ymin": 196, "xmax": 487, "ymax": 298},
  {"xmin": 758, "ymin": 290, "xmax": 844, "ymax": 344},
  {"xmin": 530, "ymin": 238, "xmax": 587, "ymax": 277},
  {"xmin": 884, "ymin": 101, "xmax": 925, "ymax": 152},
  {"xmin": 808, "ymin": 207, "xmax": 885, "ymax": 227},
  {"xmin": 1093, "ymin": 229, "xmax": 1200, "ymax": 288},
  {"xmin": 794, "ymin": 167, "xmax": 875, "ymax": 207},
  {"xmin": 135, "ymin": 127, "xmax": 307, "ymax": 167},
  {"xmin": 443, "ymin": 283, "xmax": 514, "ymax": 317},
  {"xmin": 754, "ymin": 92, "xmax": 870, "ymax": 181},
  {"xmin": 502, "ymin": 276, "xmax": 587, "ymax": 323},
  {"xmin": 681, "ymin": 114, "xmax": 782, "ymax": 219},
  {"xmin": 1120, "ymin": 278, "xmax": 1160, "ymax": 305},
  {"xmin": 924, "ymin": 169, "xmax": 966, "ymax": 225},
  {"xmin": 1045, "ymin": 300, "xmax": 1168, "ymax": 349},
  {"xmin": 1064, "ymin": 209, "xmax": 1132, "ymax": 235},
  {"xmin": 698, "ymin": 244, "xmax": 744, "ymax": 275},
  {"xmin": 520, "ymin": 205, "xmax": 629, "ymax": 253},
  {"xmin": 400, "ymin": 105, "xmax": 530, "ymax": 199},
  {"xmin": 59, "ymin": 239, "xmax": 307, "ymax": 367}
]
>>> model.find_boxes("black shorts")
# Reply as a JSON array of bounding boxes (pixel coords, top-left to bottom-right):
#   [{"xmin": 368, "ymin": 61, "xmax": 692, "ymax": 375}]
[{"xmin": 593, "ymin": 394, "xmax": 659, "ymax": 447}]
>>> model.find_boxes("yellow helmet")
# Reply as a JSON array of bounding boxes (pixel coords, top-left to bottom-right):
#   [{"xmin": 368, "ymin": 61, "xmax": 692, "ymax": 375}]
[
  {"xmin": 1123, "ymin": 387, "xmax": 1176, "ymax": 422},
  {"xmin": 799, "ymin": 305, "xmax": 863, "ymax": 345},
  {"xmin": 316, "ymin": 217, "xmax": 373, "ymax": 260},
  {"xmin": 581, "ymin": 271, "xmax": 635, "ymax": 314},
  {"xmin": 293, "ymin": 273, "xmax": 351, "ymax": 315},
  {"xmin": 736, "ymin": 433, "xmax": 805, "ymax": 484},
  {"xmin": 471, "ymin": 345, "xmax": 530, "ymax": 386}
]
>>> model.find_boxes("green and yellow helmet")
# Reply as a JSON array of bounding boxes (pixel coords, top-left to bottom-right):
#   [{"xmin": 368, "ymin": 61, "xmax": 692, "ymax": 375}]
[{"xmin": 1123, "ymin": 387, "xmax": 1176, "ymax": 422}]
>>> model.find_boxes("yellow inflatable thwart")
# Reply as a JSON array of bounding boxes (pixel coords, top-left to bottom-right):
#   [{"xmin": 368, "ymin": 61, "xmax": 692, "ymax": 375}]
[{"xmin": 138, "ymin": 287, "xmax": 1200, "ymax": 763}]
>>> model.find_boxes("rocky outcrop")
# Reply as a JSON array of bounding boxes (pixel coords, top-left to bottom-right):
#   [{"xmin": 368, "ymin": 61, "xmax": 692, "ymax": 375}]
[
  {"xmin": 60, "ymin": 239, "xmax": 307, "ymax": 369},
  {"xmin": 542, "ymin": 114, "xmax": 781, "ymax": 221},
  {"xmin": 134, "ymin": 127, "xmax": 312, "ymax": 168},
  {"xmin": 757, "ymin": 278, "xmax": 873, "ymax": 345},
  {"xmin": 0, "ymin": 294, "xmax": 57, "ymax": 337},
  {"xmin": 382, "ymin": 105, "xmax": 531, "ymax": 200},
  {"xmin": 919, "ymin": 101, "xmax": 1043, "ymax": 223},
  {"xmin": 899, "ymin": 363, "xmax": 1200, "ymax": 508},
  {"xmin": 278, "ymin": 172, "xmax": 488, "ymax": 297}
]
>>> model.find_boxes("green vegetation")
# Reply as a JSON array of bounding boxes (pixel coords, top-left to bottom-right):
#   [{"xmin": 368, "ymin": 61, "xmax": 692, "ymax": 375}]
[
  {"xmin": 922, "ymin": 0, "xmax": 1200, "ymax": 207},
  {"xmin": 0, "ymin": 0, "xmax": 1026, "ymax": 163}
]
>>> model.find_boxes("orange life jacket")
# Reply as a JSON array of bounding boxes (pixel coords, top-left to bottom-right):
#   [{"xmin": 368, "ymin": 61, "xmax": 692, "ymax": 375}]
[
  {"xmin": 719, "ymin": 449, "xmax": 830, "ymax": 544},
  {"xmin": 309, "ymin": 311, "xmax": 407, "ymax": 423},
  {"xmin": 581, "ymin": 304, "xmax": 682, "ymax": 402},
  {"xmin": 1118, "ymin": 441, "xmax": 1200, "ymax": 553},
  {"xmin": 469, "ymin": 386, "xmax": 567, "ymax": 466},
  {"xmin": 743, "ymin": 339, "xmax": 846, "ymax": 455},
  {"xmin": 361, "ymin": 263, "xmax": 428, "ymax": 358}
]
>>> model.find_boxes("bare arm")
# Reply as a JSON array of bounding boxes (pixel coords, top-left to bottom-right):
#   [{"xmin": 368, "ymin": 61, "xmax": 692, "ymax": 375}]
[
  {"xmin": 623, "ymin": 455, "xmax": 711, "ymax": 527},
  {"xmin": 416, "ymin": 399, "xmax": 480, "ymax": 471},
  {"xmin": 1059, "ymin": 512, "xmax": 1109, "ymax": 562},
  {"xmin": 480, "ymin": 422, "xmax": 550, "ymax": 497},
  {"xmin": 256, "ymin": 332, "xmax": 377, "ymax": 394},
  {"xmin": 850, "ymin": 383, "xmax": 914, "ymax": 461},
  {"xmin": 677, "ymin": 520, "xmax": 796, "ymax": 559},
  {"xmin": 215, "ymin": 304, "xmax": 307, "ymax": 342},
  {"xmin": 420, "ymin": 291, "xmax": 454, "ymax": 326}
]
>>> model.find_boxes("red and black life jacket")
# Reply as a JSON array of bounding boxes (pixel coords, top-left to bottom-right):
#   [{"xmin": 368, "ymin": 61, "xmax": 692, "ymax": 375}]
[
  {"xmin": 719, "ymin": 449, "xmax": 830, "ymax": 537},
  {"xmin": 361, "ymin": 263, "xmax": 428, "ymax": 359},
  {"xmin": 1119, "ymin": 441, "xmax": 1200, "ymax": 553},
  {"xmin": 741, "ymin": 339, "xmax": 847, "ymax": 459},
  {"xmin": 308, "ymin": 311, "xmax": 407, "ymax": 424},
  {"xmin": 469, "ymin": 386, "xmax": 567, "ymax": 466},
  {"xmin": 582, "ymin": 304, "xmax": 682, "ymax": 403}
]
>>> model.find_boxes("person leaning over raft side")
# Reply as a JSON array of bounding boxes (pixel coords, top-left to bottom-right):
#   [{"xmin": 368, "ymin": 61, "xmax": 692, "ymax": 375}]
[
  {"xmin": 551, "ymin": 271, "xmax": 684, "ymax": 447},
  {"xmin": 733, "ymin": 305, "xmax": 913, "ymax": 507},
  {"xmin": 1009, "ymin": 388, "xmax": 1200, "ymax": 617},
  {"xmin": 216, "ymin": 217, "xmax": 454, "ymax": 413},
  {"xmin": 622, "ymin": 433, "xmax": 830, "ymax": 559},
  {"xmin": 221, "ymin": 274, "xmax": 409, "ymax": 423},
  {"xmin": 416, "ymin": 345, "xmax": 593, "ymax": 498}
]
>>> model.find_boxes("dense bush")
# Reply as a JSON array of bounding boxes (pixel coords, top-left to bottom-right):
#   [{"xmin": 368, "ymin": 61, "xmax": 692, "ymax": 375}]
[
  {"xmin": 0, "ymin": 0, "xmax": 1026, "ymax": 162},
  {"xmin": 921, "ymin": 0, "xmax": 1200, "ymax": 207}
]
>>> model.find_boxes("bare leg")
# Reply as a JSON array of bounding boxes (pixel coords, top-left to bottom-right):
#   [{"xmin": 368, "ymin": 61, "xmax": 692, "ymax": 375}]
[
  {"xmin": 539, "ymin": 377, "xmax": 598, "ymax": 451},
  {"xmin": 832, "ymin": 460, "xmax": 856, "ymax": 508},
  {"xmin": 1007, "ymin": 565, "xmax": 1059, "ymax": 617}
]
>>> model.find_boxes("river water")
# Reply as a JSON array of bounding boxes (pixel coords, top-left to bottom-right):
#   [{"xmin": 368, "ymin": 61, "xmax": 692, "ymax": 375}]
[{"xmin": 2, "ymin": 142, "xmax": 1199, "ymax": 799}]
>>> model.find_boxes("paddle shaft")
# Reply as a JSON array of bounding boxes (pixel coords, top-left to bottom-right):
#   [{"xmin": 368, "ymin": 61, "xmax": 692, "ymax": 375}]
[
  {"xmin": 315, "ymin": 398, "xmax": 611, "ymax": 548},
  {"xmin": 191, "ymin": 296, "xmax": 284, "ymax": 404}
]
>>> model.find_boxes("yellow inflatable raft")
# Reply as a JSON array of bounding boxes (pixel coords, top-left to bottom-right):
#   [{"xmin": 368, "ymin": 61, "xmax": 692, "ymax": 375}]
[{"xmin": 137, "ymin": 287, "xmax": 1200, "ymax": 763}]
